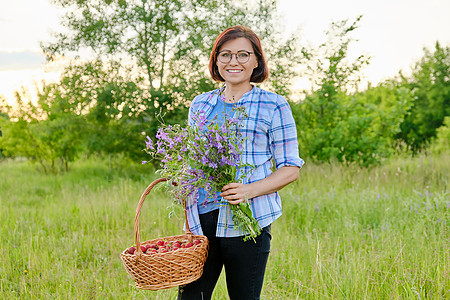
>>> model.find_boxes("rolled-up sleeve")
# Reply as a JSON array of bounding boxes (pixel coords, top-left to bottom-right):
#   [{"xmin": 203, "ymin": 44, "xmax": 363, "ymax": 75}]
[{"xmin": 268, "ymin": 96, "xmax": 304, "ymax": 169}]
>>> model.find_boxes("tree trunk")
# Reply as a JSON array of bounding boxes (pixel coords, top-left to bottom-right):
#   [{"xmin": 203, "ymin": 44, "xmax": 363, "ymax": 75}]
[{"xmin": 159, "ymin": 29, "xmax": 167, "ymax": 92}]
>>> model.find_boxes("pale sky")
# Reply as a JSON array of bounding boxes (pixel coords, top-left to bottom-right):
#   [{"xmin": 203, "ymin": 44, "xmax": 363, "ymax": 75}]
[{"xmin": 0, "ymin": 0, "xmax": 449, "ymax": 104}]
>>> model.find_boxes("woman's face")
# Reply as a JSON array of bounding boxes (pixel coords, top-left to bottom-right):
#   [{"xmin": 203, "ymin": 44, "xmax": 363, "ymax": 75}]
[{"xmin": 216, "ymin": 37, "xmax": 258, "ymax": 87}]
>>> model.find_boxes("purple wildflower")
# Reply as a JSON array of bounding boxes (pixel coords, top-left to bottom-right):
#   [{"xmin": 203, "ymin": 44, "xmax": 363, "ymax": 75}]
[
  {"xmin": 220, "ymin": 155, "xmax": 235, "ymax": 166},
  {"xmin": 145, "ymin": 136, "xmax": 154, "ymax": 149},
  {"xmin": 220, "ymin": 123, "xmax": 228, "ymax": 133},
  {"xmin": 193, "ymin": 113, "xmax": 208, "ymax": 129},
  {"xmin": 174, "ymin": 135, "xmax": 183, "ymax": 143},
  {"xmin": 156, "ymin": 128, "xmax": 169, "ymax": 140},
  {"xmin": 229, "ymin": 117, "xmax": 239, "ymax": 124},
  {"xmin": 142, "ymin": 161, "xmax": 147, "ymax": 164},
  {"xmin": 167, "ymin": 138, "xmax": 175, "ymax": 149}
]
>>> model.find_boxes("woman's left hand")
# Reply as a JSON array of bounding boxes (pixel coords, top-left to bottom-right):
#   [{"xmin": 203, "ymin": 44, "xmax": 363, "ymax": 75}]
[
  {"xmin": 220, "ymin": 166, "xmax": 299, "ymax": 205},
  {"xmin": 220, "ymin": 183, "xmax": 253, "ymax": 205}
]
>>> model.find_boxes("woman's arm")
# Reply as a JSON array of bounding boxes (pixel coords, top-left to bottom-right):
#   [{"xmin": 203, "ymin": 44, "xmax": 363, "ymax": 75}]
[{"xmin": 220, "ymin": 166, "xmax": 299, "ymax": 204}]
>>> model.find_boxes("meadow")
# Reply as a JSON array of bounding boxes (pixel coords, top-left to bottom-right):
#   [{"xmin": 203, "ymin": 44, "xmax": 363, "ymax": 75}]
[{"xmin": 0, "ymin": 153, "xmax": 449, "ymax": 299}]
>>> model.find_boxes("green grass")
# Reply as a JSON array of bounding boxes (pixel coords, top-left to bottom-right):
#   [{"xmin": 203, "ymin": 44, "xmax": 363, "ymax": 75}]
[{"xmin": 0, "ymin": 153, "xmax": 449, "ymax": 299}]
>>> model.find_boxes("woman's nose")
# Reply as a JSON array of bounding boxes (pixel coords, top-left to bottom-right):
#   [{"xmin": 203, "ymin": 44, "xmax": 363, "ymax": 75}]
[{"xmin": 229, "ymin": 54, "xmax": 239, "ymax": 64}]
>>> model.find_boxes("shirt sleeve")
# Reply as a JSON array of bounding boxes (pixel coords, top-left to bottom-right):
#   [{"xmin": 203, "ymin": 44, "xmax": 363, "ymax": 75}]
[
  {"xmin": 268, "ymin": 96, "xmax": 304, "ymax": 169},
  {"xmin": 188, "ymin": 96, "xmax": 198, "ymax": 127}
]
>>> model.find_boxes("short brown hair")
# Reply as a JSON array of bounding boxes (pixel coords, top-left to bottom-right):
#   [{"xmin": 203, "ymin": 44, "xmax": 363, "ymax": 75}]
[{"xmin": 209, "ymin": 26, "xmax": 269, "ymax": 83}]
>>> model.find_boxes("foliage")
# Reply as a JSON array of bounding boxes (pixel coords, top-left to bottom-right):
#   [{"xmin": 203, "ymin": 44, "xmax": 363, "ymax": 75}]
[
  {"xmin": 0, "ymin": 60, "xmax": 191, "ymax": 172},
  {"xmin": 430, "ymin": 116, "xmax": 450, "ymax": 154},
  {"xmin": 10, "ymin": 0, "xmax": 302, "ymax": 167},
  {"xmin": 49, "ymin": 60, "xmax": 163, "ymax": 161},
  {"xmin": 0, "ymin": 96, "xmax": 8, "ymax": 159},
  {"xmin": 42, "ymin": 0, "xmax": 303, "ymax": 102},
  {"xmin": 3, "ymin": 1, "xmax": 447, "ymax": 167},
  {"xmin": 305, "ymin": 16, "xmax": 369, "ymax": 93},
  {"xmin": 291, "ymin": 16, "xmax": 411, "ymax": 166},
  {"xmin": 0, "ymin": 88, "xmax": 85, "ymax": 173},
  {"xmin": 295, "ymin": 82, "xmax": 412, "ymax": 166},
  {"xmin": 397, "ymin": 42, "xmax": 450, "ymax": 151}
]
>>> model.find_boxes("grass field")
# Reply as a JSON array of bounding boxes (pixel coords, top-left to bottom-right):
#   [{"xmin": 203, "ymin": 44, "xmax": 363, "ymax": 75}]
[{"xmin": 1, "ymin": 153, "xmax": 449, "ymax": 299}]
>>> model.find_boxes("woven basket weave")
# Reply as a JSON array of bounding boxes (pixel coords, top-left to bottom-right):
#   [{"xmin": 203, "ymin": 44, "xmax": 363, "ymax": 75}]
[{"xmin": 120, "ymin": 178, "xmax": 209, "ymax": 290}]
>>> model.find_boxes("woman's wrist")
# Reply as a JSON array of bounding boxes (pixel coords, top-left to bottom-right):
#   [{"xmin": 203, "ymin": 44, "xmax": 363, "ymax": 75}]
[
  {"xmin": 246, "ymin": 166, "xmax": 299, "ymax": 200},
  {"xmin": 246, "ymin": 181, "xmax": 263, "ymax": 200}
]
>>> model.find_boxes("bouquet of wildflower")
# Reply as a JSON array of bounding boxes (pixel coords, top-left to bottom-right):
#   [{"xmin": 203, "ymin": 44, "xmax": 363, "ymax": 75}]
[{"xmin": 144, "ymin": 106, "xmax": 261, "ymax": 242}]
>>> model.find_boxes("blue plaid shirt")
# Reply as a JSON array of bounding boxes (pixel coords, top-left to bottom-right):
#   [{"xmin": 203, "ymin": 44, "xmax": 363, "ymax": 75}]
[{"xmin": 186, "ymin": 86, "xmax": 304, "ymax": 237}]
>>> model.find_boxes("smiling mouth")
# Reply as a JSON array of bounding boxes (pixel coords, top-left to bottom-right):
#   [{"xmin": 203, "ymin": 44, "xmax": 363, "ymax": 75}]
[{"xmin": 227, "ymin": 70, "xmax": 242, "ymax": 73}]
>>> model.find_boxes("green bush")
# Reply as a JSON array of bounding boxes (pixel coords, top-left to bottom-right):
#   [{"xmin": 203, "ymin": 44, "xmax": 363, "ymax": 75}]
[{"xmin": 431, "ymin": 116, "xmax": 450, "ymax": 154}]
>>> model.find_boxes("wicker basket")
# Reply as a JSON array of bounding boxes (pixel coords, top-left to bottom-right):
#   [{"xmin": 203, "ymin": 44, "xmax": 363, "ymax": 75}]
[{"xmin": 120, "ymin": 178, "xmax": 209, "ymax": 290}]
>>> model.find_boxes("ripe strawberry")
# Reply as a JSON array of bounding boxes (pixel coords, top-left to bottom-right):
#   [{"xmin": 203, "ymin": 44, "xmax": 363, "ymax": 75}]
[
  {"xmin": 151, "ymin": 249, "xmax": 158, "ymax": 255},
  {"xmin": 148, "ymin": 244, "xmax": 157, "ymax": 249},
  {"xmin": 193, "ymin": 239, "xmax": 201, "ymax": 245},
  {"xmin": 159, "ymin": 248, "xmax": 168, "ymax": 253},
  {"xmin": 128, "ymin": 246, "xmax": 136, "ymax": 254},
  {"xmin": 157, "ymin": 240, "xmax": 165, "ymax": 247},
  {"xmin": 185, "ymin": 242, "xmax": 194, "ymax": 248},
  {"xmin": 140, "ymin": 245, "xmax": 147, "ymax": 252}
]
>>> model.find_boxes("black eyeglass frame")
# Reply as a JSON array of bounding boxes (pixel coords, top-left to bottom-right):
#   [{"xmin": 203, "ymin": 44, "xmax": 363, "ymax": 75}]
[{"xmin": 216, "ymin": 50, "xmax": 255, "ymax": 64}]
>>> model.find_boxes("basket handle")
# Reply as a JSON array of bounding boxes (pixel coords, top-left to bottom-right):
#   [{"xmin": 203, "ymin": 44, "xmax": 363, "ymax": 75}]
[{"xmin": 134, "ymin": 178, "xmax": 193, "ymax": 255}]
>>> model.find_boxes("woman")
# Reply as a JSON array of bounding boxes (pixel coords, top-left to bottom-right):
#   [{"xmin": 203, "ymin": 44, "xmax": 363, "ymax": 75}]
[{"xmin": 179, "ymin": 25, "xmax": 304, "ymax": 300}]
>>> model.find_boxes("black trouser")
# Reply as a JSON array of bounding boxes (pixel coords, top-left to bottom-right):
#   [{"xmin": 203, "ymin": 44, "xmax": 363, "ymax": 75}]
[{"xmin": 178, "ymin": 209, "xmax": 271, "ymax": 300}]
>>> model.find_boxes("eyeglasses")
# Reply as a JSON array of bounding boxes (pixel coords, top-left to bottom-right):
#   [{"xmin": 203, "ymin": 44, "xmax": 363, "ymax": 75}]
[{"xmin": 217, "ymin": 50, "xmax": 254, "ymax": 64}]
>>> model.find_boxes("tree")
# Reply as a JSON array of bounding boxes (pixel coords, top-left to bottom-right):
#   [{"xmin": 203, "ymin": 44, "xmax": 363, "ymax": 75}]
[
  {"xmin": 430, "ymin": 116, "xmax": 450, "ymax": 154},
  {"xmin": 0, "ymin": 95, "xmax": 9, "ymax": 159},
  {"xmin": 291, "ymin": 16, "xmax": 415, "ymax": 165},
  {"xmin": 34, "ymin": 60, "xmax": 170, "ymax": 163},
  {"xmin": 36, "ymin": 0, "xmax": 305, "ymax": 164},
  {"xmin": 0, "ymin": 86, "xmax": 85, "ymax": 173},
  {"xmin": 293, "ymin": 17, "xmax": 371, "ymax": 164},
  {"xmin": 42, "ymin": 0, "xmax": 304, "ymax": 102},
  {"xmin": 397, "ymin": 42, "xmax": 450, "ymax": 152}
]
